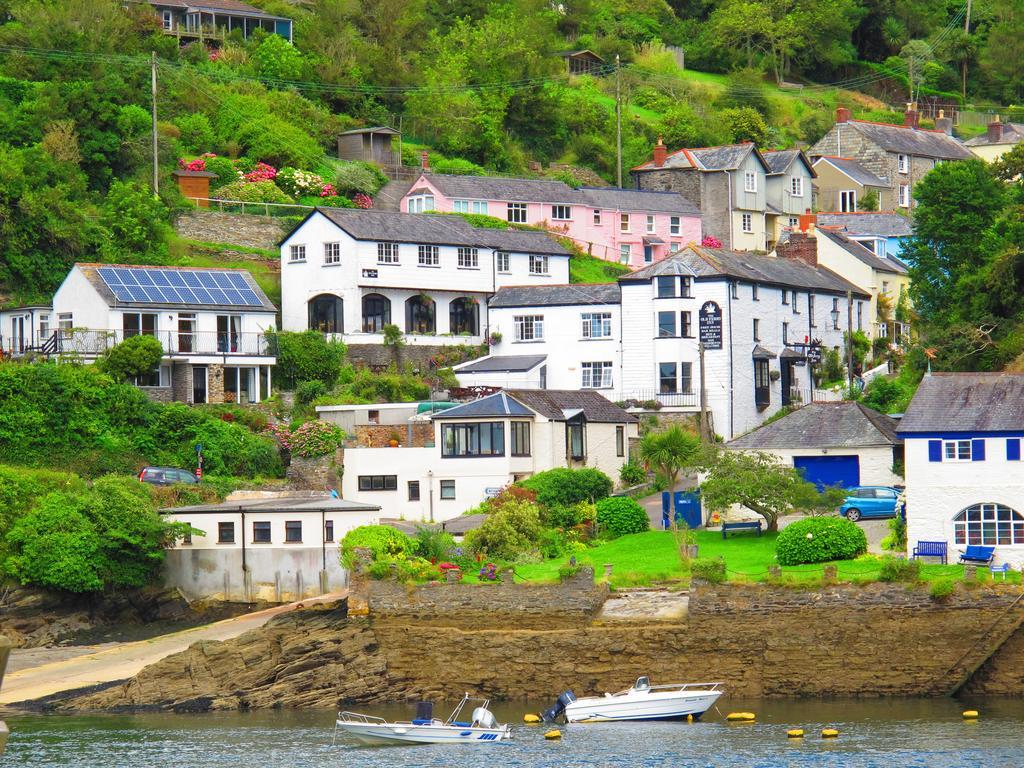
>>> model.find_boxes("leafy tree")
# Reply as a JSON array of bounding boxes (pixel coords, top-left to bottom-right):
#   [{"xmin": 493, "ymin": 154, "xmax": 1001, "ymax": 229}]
[
  {"xmin": 979, "ymin": 0, "xmax": 1024, "ymax": 102},
  {"xmin": 637, "ymin": 425, "xmax": 702, "ymax": 490},
  {"xmin": 699, "ymin": 449, "xmax": 842, "ymax": 531},
  {"xmin": 991, "ymin": 143, "xmax": 1024, "ymax": 183},
  {"xmin": 269, "ymin": 330, "xmax": 347, "ymax": 389},
  {"xmin": 175, "ymin": 113, "xmax": 216, "ymax": 153},
  {"xmin": 100, "ymin": 180, "xmax": 170, "ymax": 262},
  {"xmin": 99, "ymin": 334, "xmax": 165, "ymax": 382},
  {"xmin": 251, "ymin": 34, "xmax": 308, "ymax": 81},
  {"xmin": 519, "ymin": 467, "xmax": 612, "ymax": 508},
  {"xmin": 463, "ymin": 496, "xmax": 543, "ymax": 560},
  {"xmin": 859, "ymin": 189, "xmax": 879, "ymax": 211},
  {"xmin": 720, "ymin": 106, "xmax": 769, "ymax": 145}
]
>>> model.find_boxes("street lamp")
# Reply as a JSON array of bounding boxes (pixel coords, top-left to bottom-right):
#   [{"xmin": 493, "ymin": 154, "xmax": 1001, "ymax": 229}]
[{"xmin": 830, "ymin": 308, "xmax": 840, "ymax": 330}]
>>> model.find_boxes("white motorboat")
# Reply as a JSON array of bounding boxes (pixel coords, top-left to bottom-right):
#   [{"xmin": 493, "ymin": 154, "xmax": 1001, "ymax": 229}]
[
  {"xmin": 334, "ymin": 694, "xmax": 512, "ymax": 746},
  {"xmin": 554, "ymin": 677, "xmax": 724, "ymax": 723}
]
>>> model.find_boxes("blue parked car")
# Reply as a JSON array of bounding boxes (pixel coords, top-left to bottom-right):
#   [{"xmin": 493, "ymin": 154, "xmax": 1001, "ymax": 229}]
[{"xmin": 839, "ymin": 486, "xmax": 905, "ymax": 522}]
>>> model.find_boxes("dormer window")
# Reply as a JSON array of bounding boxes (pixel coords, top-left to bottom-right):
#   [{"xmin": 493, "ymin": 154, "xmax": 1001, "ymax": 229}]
[{"xmin": 407, "ymin": 193, "xmax": 434, "ymax": 213}]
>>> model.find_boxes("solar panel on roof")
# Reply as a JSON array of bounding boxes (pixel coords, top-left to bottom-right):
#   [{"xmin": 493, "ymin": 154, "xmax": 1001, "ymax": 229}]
[{"xmin": 94, "ymin": 267, "xmax": 265, "ymax": 307}]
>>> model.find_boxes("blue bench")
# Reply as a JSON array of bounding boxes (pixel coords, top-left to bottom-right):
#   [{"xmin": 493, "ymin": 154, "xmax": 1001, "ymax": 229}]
[
  {"xmin": 912, "ymin": 540, "xmax": 947, "ymax": 564},
  {"xmin": 959, "ymin": 545, "xmax": 995, "ymax": 566},
  {"xmin": 722, "ymin": 520, "xmax": 762, "ymax": 539}
]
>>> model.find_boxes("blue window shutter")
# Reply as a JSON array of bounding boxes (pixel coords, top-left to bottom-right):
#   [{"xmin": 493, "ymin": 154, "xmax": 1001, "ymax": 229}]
[
  {"xmin": 972, "ymin": 439, "xmax": 986, "ymax": 461},
  {"xmin": 1008, "ymin": 439, "xmax": 1021, "ymax": 461},
  {"xmin": 928, "ymin": 440, "xmax": 942, "ymax": 462}
]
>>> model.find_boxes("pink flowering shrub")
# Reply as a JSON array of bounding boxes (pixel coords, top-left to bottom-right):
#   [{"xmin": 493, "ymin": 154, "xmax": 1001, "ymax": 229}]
[
  {"xmin": 320, "ymin": 183, "xmax": 336, "ymax": 197},
  {"xmin": 177, "ymin": 158, "xmax": 207, "ymax": 172},
  {"xmin": 353, "ymin": 193, "xmax": 373, "ymax": 209},
  {"xmin": 266, "ymin": 421, "xmax": 345, "ymax": 458},
  {"xmin": 265, "ymin": 423, "xmax": 292, "ymax": 451},
  {"xmin": 701, "ymin": 235, "xmax": 723, "ymax": 248},
  {"xmin": 244, "ymin": 162, "xmax": 278, "ymax": 183}
]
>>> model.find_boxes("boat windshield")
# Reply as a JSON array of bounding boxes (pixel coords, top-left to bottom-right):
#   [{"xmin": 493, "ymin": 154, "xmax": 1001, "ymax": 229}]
[{"xmin": 634, "ymin": 677, "xmax": 650, "ymax": 690}]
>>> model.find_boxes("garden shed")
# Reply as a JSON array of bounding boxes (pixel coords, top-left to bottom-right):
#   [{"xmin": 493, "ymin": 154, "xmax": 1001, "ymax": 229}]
[{"xmin": 336, "ymin": 127, "xmax": 399, "ymax": 167}]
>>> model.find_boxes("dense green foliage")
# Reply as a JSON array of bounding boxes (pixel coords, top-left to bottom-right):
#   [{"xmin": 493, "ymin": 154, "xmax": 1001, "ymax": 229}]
[
  {"xmin": 774, "ymin": 517, "xmax": 868, "ymax": 566},
  {"xmin": 595, "ymin": 496, "xmax": 650, "ymax": 537},
  {"xmin": 519, "ymin": 467, "xmax": 613, "ymax": 508},
  {"xmin": 0, "ymin": 362, "xmax": 281, "ymax": 477},
  {"xmin": 99, "ymin": 334, "xmax": 165, "ymax": 382},
  {"xmin": 269, "ymin": 331, "xmax": 347, "ymax": 389},
  {"xmin": 637, "ymin": 425, "xmax": 702, "ymax": 489},
  {"xmin": 340, "ymin": 524, "xmax": 416, "ymax": 566},
  {"xmin": 4, "ymin": 475, "xmax": 191, "ymax": 593},
  {"xmin": 463, "ymin": 496, "xmax": 543, "ymax": 560}
]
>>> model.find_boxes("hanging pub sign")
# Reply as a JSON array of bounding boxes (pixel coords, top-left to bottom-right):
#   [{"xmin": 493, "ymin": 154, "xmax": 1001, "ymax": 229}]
[
  {"xmin": 806, "ymin": 339, "xmax": 823, "ymax": 364},
  {"xmin": 699, "ymin": 301, "xmax": 723, "ymax": 349}
]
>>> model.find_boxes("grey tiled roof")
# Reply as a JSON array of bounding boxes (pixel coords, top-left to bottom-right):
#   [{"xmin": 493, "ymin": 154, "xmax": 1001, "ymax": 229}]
[
  {"xmin": 620, "ymin": 245, "xmax": 870, "ymax": 297},
  {"xmin": 846, "ymin": 121, "xmax": 973, "ymax": 160},
  {"xmin": 898, "ymin": 373, "xmax": 1024, "ymax": 433},
  {"xmin": 633, "ymin": 143, "xmax": 767, "ymax": 172},
  {"xmin": 816, "ymin": 228, "xmax": 908, "ymax": 275},
  {"xmin": 577, "ymin": 187, "xmax": 701, "ymax": 215},
  {"xmin": 813, "ymin": 156, "xmax": 887, "ymax": 186},
  {"xmin": 432, "ymin": 391, "xmax": 534, "ymax": 419},
  {"xmin": 163, "ymin": 495, "xmax": 380, "ymax": 514},
  {"xmin": 728, "ymin": 402, "xmax": 900, "ymax": 449},
  {"xmin": 457, "ymin": 355, "xmax": 547, "ymax": 373},
  {"xmin": 150, "ymin": 0, "xmax": 284, "ymax": 16},
  {"xmin": 816, "ymin": 212, "xmax": 913, "ymax": 238},
  {"xmin": 423, "ymin": 174, "xmax": 579, "ymax": 204},
  {"xmin": 964, "ymin": 123, "xmax": 1024, "ymax": 146},
  {"xmin": 490, "ymin": 283, "xmax": 620, "ymax": 308},
  {"xmin": 763, "ymin": 149, "xmax": 814, "ymax": 177},
  {"xmin": 506, "ymin": 389, "xmax": 638, "ymax": 423},
  {"xmin": 313, "ymin": 208, "xmax": 567, "ymax": 254}
]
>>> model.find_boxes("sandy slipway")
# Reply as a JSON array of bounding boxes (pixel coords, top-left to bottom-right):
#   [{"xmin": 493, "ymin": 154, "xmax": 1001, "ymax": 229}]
[{"xmin": 29, "ymin": 572, "xmax": 1024, "ymax": 712}]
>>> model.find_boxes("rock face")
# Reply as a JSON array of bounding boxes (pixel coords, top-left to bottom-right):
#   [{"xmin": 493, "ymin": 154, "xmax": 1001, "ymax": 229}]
[{"xmin": 57, "ymin": 579, "xmax": 1024, "ymax": 711}]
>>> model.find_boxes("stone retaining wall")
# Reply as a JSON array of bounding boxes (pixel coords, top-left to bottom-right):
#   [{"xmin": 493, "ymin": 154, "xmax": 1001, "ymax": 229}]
[
  {"xmin": 286, "ymin": 449, "xmax": 343, "ymax": 490},
  {"xmin": 354, "ymin": 423, "xmax": 434, "ymax": 448},
  {"xmin": 174, "ymin": 211, "xmax": 289, "ymax": 251}
]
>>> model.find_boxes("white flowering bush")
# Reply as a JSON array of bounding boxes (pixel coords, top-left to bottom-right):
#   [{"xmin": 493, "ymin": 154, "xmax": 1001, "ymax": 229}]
[{"xmin": 276, "ymin": 167, "xmax": 328, "ymax": 198}]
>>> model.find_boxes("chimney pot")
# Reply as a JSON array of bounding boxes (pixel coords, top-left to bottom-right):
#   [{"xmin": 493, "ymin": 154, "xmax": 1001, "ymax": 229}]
[
  {"xmin": 420, "ymin": 151, "xmax": 429, "ymax": 171},
  {"xmin": 836, "ymin": 106, "xmax": 851, "ymax": 124},
  {"xmin": 935, "ymin": 110, "xmax": 954, "ymax": 136},
  {"xmin": 653, "ymin": 137, "xmax": 667, "ymax": 168},
  {"xmin": 988, "ymin": 116, "xmax": 1003, "ymax": 144},
  {"xmin": 903, "ymin": 103, "xmax": 919, "ymax": 129}
]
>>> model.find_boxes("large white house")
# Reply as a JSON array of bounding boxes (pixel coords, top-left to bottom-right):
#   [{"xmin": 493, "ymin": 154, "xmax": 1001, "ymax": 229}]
[
  {"xmin": 900, "ymin": 373, "xmax": 1024, "ymax": 568},
  {"xmin": 0, "ymin": 263, "xmax": 277, "ymax": 404},
  {"xmin": 458, "ymin": 244, "xmax": 870, "ymax": 440},
  {"xmin": 279, "ymin": 208, "xmax": 570, "ymax": 348},
  {"xmin": 341, "ymin": 389, "xmax": 638, "ymax": 520}
]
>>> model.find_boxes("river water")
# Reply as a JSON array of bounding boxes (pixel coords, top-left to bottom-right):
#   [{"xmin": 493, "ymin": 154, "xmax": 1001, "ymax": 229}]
[{"xmin": 5, "ymin": 697, "xmax": 1024, "ymax": 767}]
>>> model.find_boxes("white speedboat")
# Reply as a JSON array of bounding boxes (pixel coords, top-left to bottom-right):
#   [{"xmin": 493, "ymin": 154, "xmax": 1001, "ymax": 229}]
[
  {"xmin": 556, "ymin": 677, "xmax": 724, "ymax": 723},
  {"xmin": 334, "ymin": 695, "xmax": 512, "ymax": 745}
]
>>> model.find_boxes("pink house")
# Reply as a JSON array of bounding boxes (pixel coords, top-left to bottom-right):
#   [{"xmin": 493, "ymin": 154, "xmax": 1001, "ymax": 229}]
[{"xmin": 401, "ymin": 173, "xmax": 701, "ymax": 269}]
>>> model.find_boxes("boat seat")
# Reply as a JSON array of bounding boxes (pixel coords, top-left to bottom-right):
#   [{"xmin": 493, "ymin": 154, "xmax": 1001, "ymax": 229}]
[
  {"xmin": 452, "ymin": 721, "xmax": 471, "ymax": 727},
  {"xmin": 412, "ymin": 719, "xmax": 433, "ymax": 725}
]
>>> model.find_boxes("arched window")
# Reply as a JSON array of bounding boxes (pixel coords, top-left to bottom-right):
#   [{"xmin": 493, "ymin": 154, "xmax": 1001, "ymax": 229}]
[
  {"xmin": 308, "ymin": 294, "xmax": 342, "ymax": 333},
  {"xmin": 405, "ymin": 294, "xmax": 435, "ymax": 334},
  {"xmin": 449, "ymin": 297, "xmax": 479, "ymax": 336},
  {"xmin": 954, "ymin": 503, "xmax": 1024, "ymax": 546},
  {"xmin": 362, "ymin": 293, "xmax": 391, "ymax": 333}
]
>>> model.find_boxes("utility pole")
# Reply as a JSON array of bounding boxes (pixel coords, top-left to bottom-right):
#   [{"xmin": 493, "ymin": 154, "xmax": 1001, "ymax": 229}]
[
  {"xmin": 962, "ymin": 0, "xmax": 972, "ymax": 100},
  {"xmin": 151, "ymin": 51, "xmax": 159, "ymax": 196},
  {"xmin": 615, "ymin": 54, "xmax": 622, "ymax": 188},
  {"xmin": 698, "ymin": 342, "xmax": 710, "ymax": 442},
  {"xmin": 846, "ymin": 289, "xmax": 854, "ymax": 394}
]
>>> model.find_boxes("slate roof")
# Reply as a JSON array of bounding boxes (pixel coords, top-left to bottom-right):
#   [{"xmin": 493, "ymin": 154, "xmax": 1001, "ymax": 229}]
[
  {"xmin": 149, "ymin": 0, "xmax": 284, "ymax": 16},
  {"xmin": 456, "ymin": 355, "xmax": 547, "ymax": 373},
  {"xmin": 632, "ymin": 143, "xmax": 768, "ymax": 173},
  {"xmin": 815, "ymin": 212, "xmax": 913, "ymax": 238},
  {"xmin": 506, "ymin": 389, "xmax": 638, "ymax": 423},
  {"xmin": 898, "ymin": 373, "xmax": 1024, "ymax": 433},
  {"xmin": 490, "ymin": 283, "xmax": 620, "ymax": 308},
  {"xmin": 762, "ymin": 149, "xmax": 815, "ymax": 177},
  {"xmin": 815, "ymin": 228, "xmax": 908, "ymax": 275},
  {"xmin": 728, "ymin": 401, "xmax": 900, "ymax": 449},
  {"xmin": 338, "ymin": 126, "xmax": 400, "ymax": 136},
  {"xmin": 813, "ymin": 156, "xmax": 887, "ymax": 187},
  {"xmin": 577, "ymin": 187, "xmax": 701, "ymax": 215},
  {"xmin": 163, "ymin": 495, "xmax": 380, "ymax": 514},
  {"xmin": 844, "ymin": 120, "xmax": 972, "ymax": 160},
  {"xmin": 620, "ymin": 245, "xmax": 869, "ymax": 297},
  {"xmin": 423, "ymin": 174, "xmax": 579, "ymax": 204},
  {"xmin": 310, "ymin": 208, "xmax": 568, "ymax": 255},
  {"xmin": 431, "ymin": 391, "xmax": 534, "ymax": 419},
  {"xmin": 964, "ymin": 123, "xmax": 1024, "ymax": 146}
]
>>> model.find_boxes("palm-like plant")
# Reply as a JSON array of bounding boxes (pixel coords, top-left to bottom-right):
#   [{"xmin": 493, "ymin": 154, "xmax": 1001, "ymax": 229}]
[{"xmin": 637, "ymin": 425, "xmax": 702, "ymax": 490}]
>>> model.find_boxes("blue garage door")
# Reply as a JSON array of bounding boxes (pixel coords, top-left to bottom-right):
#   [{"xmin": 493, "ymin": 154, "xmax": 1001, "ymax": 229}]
[{"xmin": 793, "ymin": 455, "xmax": 860, "ymax": 490}]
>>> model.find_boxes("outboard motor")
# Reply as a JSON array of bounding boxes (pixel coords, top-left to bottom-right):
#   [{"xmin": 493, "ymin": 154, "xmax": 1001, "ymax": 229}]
[
  {"xmin": 472, "ymin": 707, "xmax": 497, "ymax": 729},
  {"xmin": 542, "ymin": 691, "xmax": 576, "ymax": 723},
  {"xmin": 414, "ymin": 701, "xmax": 434, "ymax": 723}
]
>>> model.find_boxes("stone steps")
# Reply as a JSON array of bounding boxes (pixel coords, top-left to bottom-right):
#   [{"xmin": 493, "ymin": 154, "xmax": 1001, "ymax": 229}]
[
  {"xmin": 373, "ymin": 179, "xmax": 415, "ymax": 212},
  {"xmin": 938, "ymin": 592, "xmax": 1024, "ymax": 696}
]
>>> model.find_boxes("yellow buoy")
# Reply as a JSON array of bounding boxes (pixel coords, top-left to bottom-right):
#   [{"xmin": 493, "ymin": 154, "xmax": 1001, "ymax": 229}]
[
  {"xmin": 787, "ymin": 729, "xmax": 805, "ymax": 738},
  {"xmin": 726, "ymin": 712, "xmax": 756, "ymax": 722},
  {"xmin": 962, "ymin": 710, "xmax": 979, "ymax": 719},
  {"xmin": 544, "ymin": 729, "xmax": 561, "ymax": 740},
  {"xmin": 821, "ymin": 728, "xmax": 839, "ymax": 738},
  {"xmin": 687, "ymin": 714, "xmax": 694, "ymax": 723},
  {"xmin": 523, "ymin": 713, "xmax": 542, "ymax": 724}
]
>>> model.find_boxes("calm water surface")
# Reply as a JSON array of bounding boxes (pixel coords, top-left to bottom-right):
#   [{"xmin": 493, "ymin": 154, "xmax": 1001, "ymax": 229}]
[{"xmin": 5, "ymin": 697, "xmax": 1024, "ymax": 767}]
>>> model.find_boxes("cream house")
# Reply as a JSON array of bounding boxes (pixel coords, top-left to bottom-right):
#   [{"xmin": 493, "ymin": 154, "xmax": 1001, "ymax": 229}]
[{"xmin": 964, "ymin": 118, "xmax": 1024, "ymax": 163}]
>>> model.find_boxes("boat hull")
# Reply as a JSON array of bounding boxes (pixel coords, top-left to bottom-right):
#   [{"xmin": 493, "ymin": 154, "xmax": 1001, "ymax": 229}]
[
  {"xmin": 563, "ymin": 691, "xmax": 723, "ymax": 723},
  {"xmin": 335, "ymin": 721, "xmax": 511, "ymax": 745}
]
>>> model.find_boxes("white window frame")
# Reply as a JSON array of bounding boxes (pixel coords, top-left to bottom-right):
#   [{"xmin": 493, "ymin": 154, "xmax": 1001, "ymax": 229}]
[
  {"xmin": 646, "ymin": 215, "xmax": 656, "ymax": 234},
  {"xmin": 670, "ymin": 216, "xmax": 680, "ymax": 235},
  {"xmin": 581, "ymin": 312, "xmax": 612, "ymax": 339},
  {"xmin": 453, "ymin": 199, "xmax": 470, "ymax": 213},
  {"xmin": 943, "ymin": 440, "xmax": 972, "ymax": 462},
  {"xmin": 377, "ymin": 242, "xmax": 399, "ymax": 265},
  {"xmin": 619, "ymin": 213, "xmax": 630, "ymax": 233},
  {"xmin": 741, "ymin": 213, "xmax": 753, "ymax": 233},
  {"xmin": 790, "ymin": 176, "xmax": 803, "ymax": 197},
  {"xmin": 162, "ymin": 10, "xmax": 173, "ymax": 29},
  {"xmin": 407, "ymin": 194, "xmax": 434, "ymax": 213},
  {"xmin": 581, "ymin": 361, "xmax": 613, "ymax": 389},
  {"xmin": 593, "ymin": 209, "xmax": 601, "ymax": 225},
  {"xmin": 323, "ymin": 242, "xmax": 341, "ymax": 265},
  {"xmin": 57, "ymin": 313, "xmax": 73, "ymax": 332},
  {"xmin": 551, "ymin": 205, "xmax": 572, "ymax": 221},
  {"xmin": 471, "ymin": 201, "xmax": 488, "ymax": 215},
  {"xmin": 495, "ymin": 251, "xmax": 510, "ymax": 273},
  {"xmin": 417, "ymin": 244, "xmax": 439, "ymax": 267},
  {"xmin": 744, "ymin": 171, "xmax": 757, "ymax": 193},
  {"xmin": 954, "ymin": 503, "xmax": 1024, "ymax": 546},
  {"xmin": 898, "ymin": 154, "xmax": 909, "ymax": 174},
  {"xmin": 289, "ymin": 244, "xmax": 306, "ymax": 263},
  {"xmin": 513, "ymin": 315, "xmax": 543, "ymax": 342},
  {"xmin": 507, "ymin": 202, "xmax": 528, "ymax": 224},
  {"xmin": 529, "ymin": 254, "xmax": 549, "ymax": 275},
  {"xmin": 619, "ymin": 244, "xmax": 630, "ymax": 263},
  {"xmin": 839, "ymin": 189, "xmax": 857, "ymax": 213},
  {"xmin": 457, "ymin": 247, "xmax": 479, "ymax": 269},
  {"xmin": 898, "ymin": 183, "xmax": 910, "ymax": 208}
]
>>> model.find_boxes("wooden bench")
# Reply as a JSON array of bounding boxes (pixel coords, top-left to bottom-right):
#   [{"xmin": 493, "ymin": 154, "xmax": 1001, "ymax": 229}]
[
  {"xmin": 911, "ymin": 540, "xmax": 947, "ymax": 564},
  {"xmin": 722, "ymin": 520, "xmax": 762, "ymax": 539}
]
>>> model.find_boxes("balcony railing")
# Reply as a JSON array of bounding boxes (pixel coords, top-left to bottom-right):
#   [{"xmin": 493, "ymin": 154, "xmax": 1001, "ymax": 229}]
[
  {"xmin": 2, "ymin": 330, "xmax": 273, "ymax": 357},
  {"xmin": 620, "ymin": 389, "xmax": 699, "ymax": 408}
]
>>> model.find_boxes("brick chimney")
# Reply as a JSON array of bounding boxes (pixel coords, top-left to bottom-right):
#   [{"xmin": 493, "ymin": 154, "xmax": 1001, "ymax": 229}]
[
  {"xmin": 798, "ymin": 209, "xmax": 816, "ymax": 233},
  {"xmin": 777, "ymin": 230, "xmax": 818, "ymax": 268},
  {"xmin": 988, "ymin": 116, "xmax": 1003, "ymax": 143},
  {"xmin": 836, "ymin": 106, "xmax": 851, "ymax": 124},
  {"xmin": 653, "ymin": 137, "xmax": 667, "ymax": 168},
  {"xmin": 903, "ymin": 102, "xmax": 919, "ymax": 129},
  {"xmin": 420, "ymin": 151, "xmax": 430, "ymax": 171}
]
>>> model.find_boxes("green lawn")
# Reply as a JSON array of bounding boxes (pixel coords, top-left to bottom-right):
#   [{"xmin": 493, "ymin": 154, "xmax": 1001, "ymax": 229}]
[{"xmin": 569, "ymin": 253, "xmax": 631, "ymax": 284}]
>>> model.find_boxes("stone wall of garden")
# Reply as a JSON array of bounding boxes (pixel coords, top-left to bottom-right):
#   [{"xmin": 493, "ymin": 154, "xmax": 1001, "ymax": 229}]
[
  {"xmin": 353, "ymin": 423, "xmax": 434, "ymax": 448},
  {"xmin": 286, "ymin": 448, "xmax": 343, "ymax": 490},
  {"xmin": 174, "ymin": 211, "xmax": 289, "ymax": 251}
]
